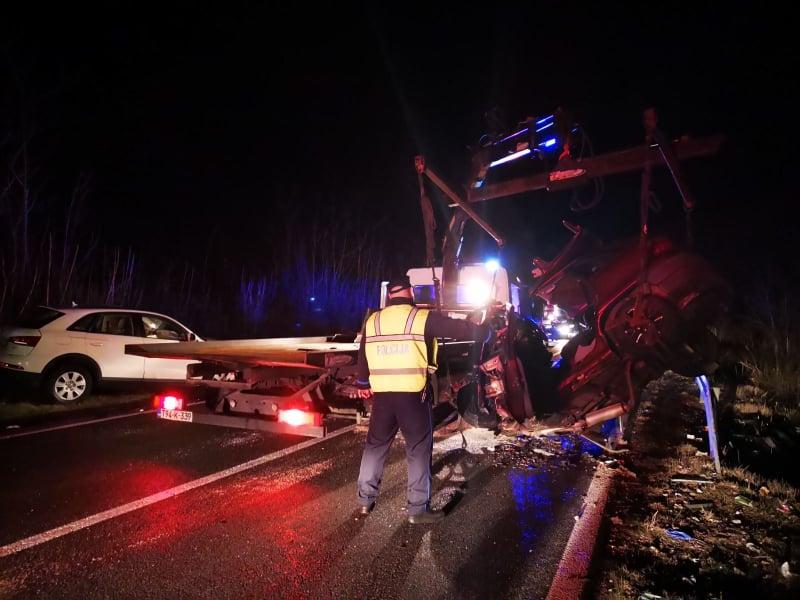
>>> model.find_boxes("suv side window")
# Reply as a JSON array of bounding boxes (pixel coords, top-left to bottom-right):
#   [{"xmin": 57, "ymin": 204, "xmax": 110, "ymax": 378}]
[
  {"xmin": 139, "ymin": 314, "xmax": 189, "ymax": 341},
  {"xmin": 67, "ymin": 313, "xmax": 100, "ymax": 332},
  {"xmin": 94, "ymin": 313, "xmax": 136, "ymax": 337}
]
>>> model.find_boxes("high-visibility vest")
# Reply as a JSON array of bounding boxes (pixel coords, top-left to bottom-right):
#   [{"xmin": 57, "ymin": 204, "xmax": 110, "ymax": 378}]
[{"xmin": 364, "ymin": 304, "xmax": 438, "ymax": 392}]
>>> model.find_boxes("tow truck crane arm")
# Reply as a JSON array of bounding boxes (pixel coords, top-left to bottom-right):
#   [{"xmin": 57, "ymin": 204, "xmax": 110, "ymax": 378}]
[{"xmin": 466, "ymin": 133, "xmax": 723, "ymax": 204}]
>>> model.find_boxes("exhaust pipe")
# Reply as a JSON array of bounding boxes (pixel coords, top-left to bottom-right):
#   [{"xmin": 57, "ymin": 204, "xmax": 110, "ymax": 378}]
[{"xmin": 572, "ymin": 402, "xmax": 627, "ymax": 432}]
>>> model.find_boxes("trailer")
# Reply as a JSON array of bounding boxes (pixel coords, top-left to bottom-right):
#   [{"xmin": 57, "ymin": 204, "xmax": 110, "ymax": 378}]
[{"xmin": 128, "ymin": 337, "xmax": 361, "ymax": 437}]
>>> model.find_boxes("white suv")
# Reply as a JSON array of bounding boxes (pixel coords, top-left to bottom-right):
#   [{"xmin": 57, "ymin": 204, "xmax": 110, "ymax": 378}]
[{"xmin": 0, "ymin": 307, "xmax": 201, "ymax": 403}]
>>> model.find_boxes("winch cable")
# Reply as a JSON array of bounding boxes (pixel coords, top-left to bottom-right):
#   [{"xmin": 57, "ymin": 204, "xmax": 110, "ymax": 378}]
[
  {"xmin": 569, "ymin": 129, "xmax": 605, "ymax": 212},
  {"xmin": 632, "ymin": 113, "xmax": 655, "ymax": 319},
  {"xmin": 633, "ymin": 109, "xmax": 698, "ymax": 322}
]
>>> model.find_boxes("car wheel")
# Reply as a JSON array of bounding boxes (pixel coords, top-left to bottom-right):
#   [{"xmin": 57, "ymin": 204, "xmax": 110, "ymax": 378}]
[{"xmin": 45, "ymin": 365, "xmax": 94, "ymax": 403}]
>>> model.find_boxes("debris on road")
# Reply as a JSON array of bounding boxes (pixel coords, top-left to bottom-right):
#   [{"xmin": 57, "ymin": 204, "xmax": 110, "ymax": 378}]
[{"xmin": 489, "ymin": 431, "xmax": 599, "ymax": 473}]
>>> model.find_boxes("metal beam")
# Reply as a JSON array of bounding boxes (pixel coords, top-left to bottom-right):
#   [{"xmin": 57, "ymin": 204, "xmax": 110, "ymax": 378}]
[
  {"xmin": 422, "ymin": 165, "xmax": 505, "ymax": 246},
  {"xmin": 467, "ymin": 135, "xmax": 724, "ymax": 204}
]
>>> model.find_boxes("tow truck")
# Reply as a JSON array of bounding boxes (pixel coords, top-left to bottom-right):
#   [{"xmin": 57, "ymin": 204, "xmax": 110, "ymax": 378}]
[
  {"xmin": 127, "ymin": 262, "xmax": 522, "ymax": 437},
  {"xmin": 127, "ymin": 107, "xmax": 729, "ymax": 439}
]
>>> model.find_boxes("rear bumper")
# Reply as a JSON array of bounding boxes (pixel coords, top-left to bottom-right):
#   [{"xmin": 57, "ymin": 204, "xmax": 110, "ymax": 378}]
[{"xmin": 156, "ymin": 408, "xmax": 327, "ymax": 438}]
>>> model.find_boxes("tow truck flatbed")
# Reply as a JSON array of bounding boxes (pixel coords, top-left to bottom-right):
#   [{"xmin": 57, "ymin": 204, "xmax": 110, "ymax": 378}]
[{"xmin": 126, "ymin": 337, "xmax": 360, "ymax": 369}]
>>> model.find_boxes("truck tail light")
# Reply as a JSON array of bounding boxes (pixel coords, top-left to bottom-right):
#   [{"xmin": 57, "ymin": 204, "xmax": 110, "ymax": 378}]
[
  {"xmin": 278, "ymin": 409, "xmax": 319, "ymax": 427},
  {"xmin": 154, "ymin": 394, "xmax": 184, "ymax": 411},
  {"xmin": 10, "ymin": 335, "xmax": 40, "ymax": 347}
]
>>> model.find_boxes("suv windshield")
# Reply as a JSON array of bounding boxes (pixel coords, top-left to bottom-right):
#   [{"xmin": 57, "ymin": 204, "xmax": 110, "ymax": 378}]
[{"xmin": 13, "ymin": 307, "xmax": 65, "ymax": 329}]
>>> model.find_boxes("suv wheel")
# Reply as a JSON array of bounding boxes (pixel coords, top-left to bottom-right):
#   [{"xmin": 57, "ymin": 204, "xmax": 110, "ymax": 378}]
[{"xmin": 45, "ymin": 365, "xmax": 94, "ymax": 403}]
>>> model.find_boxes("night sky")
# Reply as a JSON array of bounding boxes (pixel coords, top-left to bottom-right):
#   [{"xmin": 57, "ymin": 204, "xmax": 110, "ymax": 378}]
[{"xmin": 1, "ymin": 5, "xmax": 796, "ymax": 287}]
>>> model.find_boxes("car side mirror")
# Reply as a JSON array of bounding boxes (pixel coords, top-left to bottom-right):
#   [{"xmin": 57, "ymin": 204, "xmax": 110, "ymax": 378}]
[{"xmin": 187, "ymin": 332, "xmax": 197, "ymax": 342}]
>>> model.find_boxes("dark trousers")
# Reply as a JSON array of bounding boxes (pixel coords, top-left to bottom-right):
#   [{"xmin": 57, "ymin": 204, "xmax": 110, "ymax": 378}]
[{"xmin": 357, "ymin": 391, "xmax": 433, "ymax": 516}]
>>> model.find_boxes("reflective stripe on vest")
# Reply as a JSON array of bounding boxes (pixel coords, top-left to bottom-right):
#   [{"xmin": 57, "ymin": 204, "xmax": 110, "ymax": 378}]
[{"xmin": 364, "ymin": 304, "xmax": 432, "ymax": 392}]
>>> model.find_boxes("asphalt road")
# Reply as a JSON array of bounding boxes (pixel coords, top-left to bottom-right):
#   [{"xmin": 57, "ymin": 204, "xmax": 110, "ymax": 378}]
[{"xmin": 0, "ymin": 406, "xmax": 595, "ymax": 599}]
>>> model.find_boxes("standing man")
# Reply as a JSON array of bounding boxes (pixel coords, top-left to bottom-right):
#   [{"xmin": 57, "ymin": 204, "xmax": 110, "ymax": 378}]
[{"xmin": 355, "ymin": 275, "xmax": 489, "ymax": 524}]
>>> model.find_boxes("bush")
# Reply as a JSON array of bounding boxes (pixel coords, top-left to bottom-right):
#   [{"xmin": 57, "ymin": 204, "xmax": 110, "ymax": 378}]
[{"xmin": 736, "ymin": 288, "xmax": 800, "ymax": 410}]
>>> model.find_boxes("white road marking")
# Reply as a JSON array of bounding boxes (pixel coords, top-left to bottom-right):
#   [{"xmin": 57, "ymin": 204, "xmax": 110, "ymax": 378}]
[
  {"xmin": 0, "ymin": 424, "xmax": 358, "ymax": 558},
  {"xmin": 0, "ymin": 401, "xmax": 203, "ymax": 440}
]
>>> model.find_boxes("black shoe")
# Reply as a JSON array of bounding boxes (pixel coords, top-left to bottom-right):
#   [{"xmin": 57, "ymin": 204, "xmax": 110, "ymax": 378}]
[
  {"xmin": 408, "ymin": 509, "xmax": 445, "ymax": 524},
  {"xmin": 359, "ymin": 502, "xmax": 375, "ymax": 515}
]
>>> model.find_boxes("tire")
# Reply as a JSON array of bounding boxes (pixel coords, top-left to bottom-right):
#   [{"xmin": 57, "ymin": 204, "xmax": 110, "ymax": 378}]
[{"xmin": 44, "ymin": 364, "xmax": 94, "ymax": 403}]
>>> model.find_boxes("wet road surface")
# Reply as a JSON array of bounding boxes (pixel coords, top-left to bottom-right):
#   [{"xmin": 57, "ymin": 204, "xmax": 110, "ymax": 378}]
[{"xmin": 0, "ymin": 409, "xmax": 594, "ymax": 599}]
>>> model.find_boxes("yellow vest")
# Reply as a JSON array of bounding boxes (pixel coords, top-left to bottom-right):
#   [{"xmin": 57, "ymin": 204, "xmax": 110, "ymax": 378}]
[{"xmin": 364, "ymin": 304, "xmax": 438, "ymax": 392}]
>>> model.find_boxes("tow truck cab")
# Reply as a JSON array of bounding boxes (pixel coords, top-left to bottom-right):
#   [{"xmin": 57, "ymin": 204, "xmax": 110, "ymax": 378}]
[{"xmin": 382, "ymin": 263, "xmax": 522, "ymax": 314}]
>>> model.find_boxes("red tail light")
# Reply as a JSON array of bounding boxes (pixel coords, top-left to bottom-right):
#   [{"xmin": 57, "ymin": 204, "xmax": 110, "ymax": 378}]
[
  {"xmin": 10, "ymin": 335, "xmax": 41, "ymax": 347},
  {"xmin": 155, "ymin": 394, "xmax": 184, "ymax": 410},
  {"xmin": 278, "ymin": 409, "xmax": 318, "ymax": 427}
]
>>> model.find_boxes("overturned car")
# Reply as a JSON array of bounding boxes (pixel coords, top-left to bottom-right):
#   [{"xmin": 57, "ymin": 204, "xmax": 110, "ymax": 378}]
[
  {"xmin": 449, "ymin": 224, "xmax": 730, "ymax": 432},
  {"xmin": 418, "ymin": 108, "xmax": 730, "ymax": 434}
]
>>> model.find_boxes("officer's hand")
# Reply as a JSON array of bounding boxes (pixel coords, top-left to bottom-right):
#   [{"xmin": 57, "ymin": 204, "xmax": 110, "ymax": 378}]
[{"xmin": 356, "ymin": 388, "xmax": 374, "ymax": 400}]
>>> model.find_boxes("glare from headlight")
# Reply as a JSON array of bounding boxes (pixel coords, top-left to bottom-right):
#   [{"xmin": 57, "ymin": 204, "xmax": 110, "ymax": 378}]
[
  {"xmin": 464, "ymin": 279, "xmax": 492, "ymax": 306},
  {"xmin": 557, "ymin": 324, "xmax": 576, "ymax": 338}
]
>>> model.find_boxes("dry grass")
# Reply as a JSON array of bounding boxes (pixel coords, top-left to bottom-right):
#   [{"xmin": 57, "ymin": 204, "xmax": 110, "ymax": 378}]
[
  {"xmin": 735, "ymin": 292, "xmax": 800, "ymax": 412},
  {"xmin": 603, "ymin": 566, "xmax": 643, "ymax": 600},
  {"xmin": 676, "ymin": 443, "xmax": 698, "ymax": 458},
  {"xmin": 734, "ymin": 401, "xmax": 774, "ymax": 418},
  {"xmin": 723, "ymin": 465, "xmax": 798, "ymax": 501},
  {"xmin": 0, "ymin": 393, "xmax": 149, "ymax": 423}
]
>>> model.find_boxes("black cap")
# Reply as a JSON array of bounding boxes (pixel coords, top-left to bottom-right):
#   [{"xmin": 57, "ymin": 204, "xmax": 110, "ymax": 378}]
[{"xmin": 387, "ymin": 275, "xmax": 412, "ymax": 293}]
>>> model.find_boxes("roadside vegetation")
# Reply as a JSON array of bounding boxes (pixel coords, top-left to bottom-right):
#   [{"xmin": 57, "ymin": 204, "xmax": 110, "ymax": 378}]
[
  {"xmin": 593, "ymin": 373, "xmax": 800, "ymax": 599},
  {"xmin": 720, "ymin": 285, "xmax": 800, "ymax": 418},
  {"xmin": 0, "ymin": 128, "xmax": 386, "ymax": 339},
  {"xmin": 0, "ymin": 390, "xmax": 150, "ymax": 425}
]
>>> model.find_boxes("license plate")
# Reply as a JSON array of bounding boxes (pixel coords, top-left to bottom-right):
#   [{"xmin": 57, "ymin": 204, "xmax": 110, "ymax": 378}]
[{"xmin": 158, "ymin": 409, "xmax": 193, "ymax": 422}]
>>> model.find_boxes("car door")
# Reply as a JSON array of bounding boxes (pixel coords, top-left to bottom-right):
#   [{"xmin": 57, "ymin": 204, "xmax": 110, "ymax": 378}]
[
  {"xmin": 135, "ymin": 313, "xmax": 196, "ymax": 381},
  {"xmin": 83, "ymin": 312, "xmax": 145, "ymax": 379}
]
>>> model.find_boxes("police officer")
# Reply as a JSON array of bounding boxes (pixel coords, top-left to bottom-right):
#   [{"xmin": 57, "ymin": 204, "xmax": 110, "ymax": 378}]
[{"xmin": 355, "ymin": 275, "xmax": 489, "ymax": 523}]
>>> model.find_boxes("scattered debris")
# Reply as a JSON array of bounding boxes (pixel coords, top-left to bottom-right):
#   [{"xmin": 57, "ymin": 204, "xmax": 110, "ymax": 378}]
[
  {"xmin": 665, "ymin": 529, "xmax": 694, "ymax": 542},
  {"xmin": 670, "ymin": 476, "xmax": 714, "ymax": 485},
  {"xmin": 532, "ymin": 447, "xmax": 555, "ymax": 457},
  {"xmin": 592, "ymin": 372, "xmax": 800, "ymax": 599},
  {"xmin": 638, "ymin": 593, "xmax": 663, "ymax": 600},
  {"xmin": 489, "ymin": 433, "xmax": 598, "ymax": 472},
  {"xmin": 685, "ymin": 501, "xmax": 712, "ymax": 510},
  {"xmin": 781, "ymin": 562, "xmax": 795, "ymax": 579},
  {"xmin": 759, "ymin": 485, "xmax": 770, "ymax": 496}
]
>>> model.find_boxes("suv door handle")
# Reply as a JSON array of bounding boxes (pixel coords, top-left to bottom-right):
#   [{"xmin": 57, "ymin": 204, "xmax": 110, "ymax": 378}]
[{"xmin": 89, "ymin": 341, "xmax": 104, "ymax": 347}]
